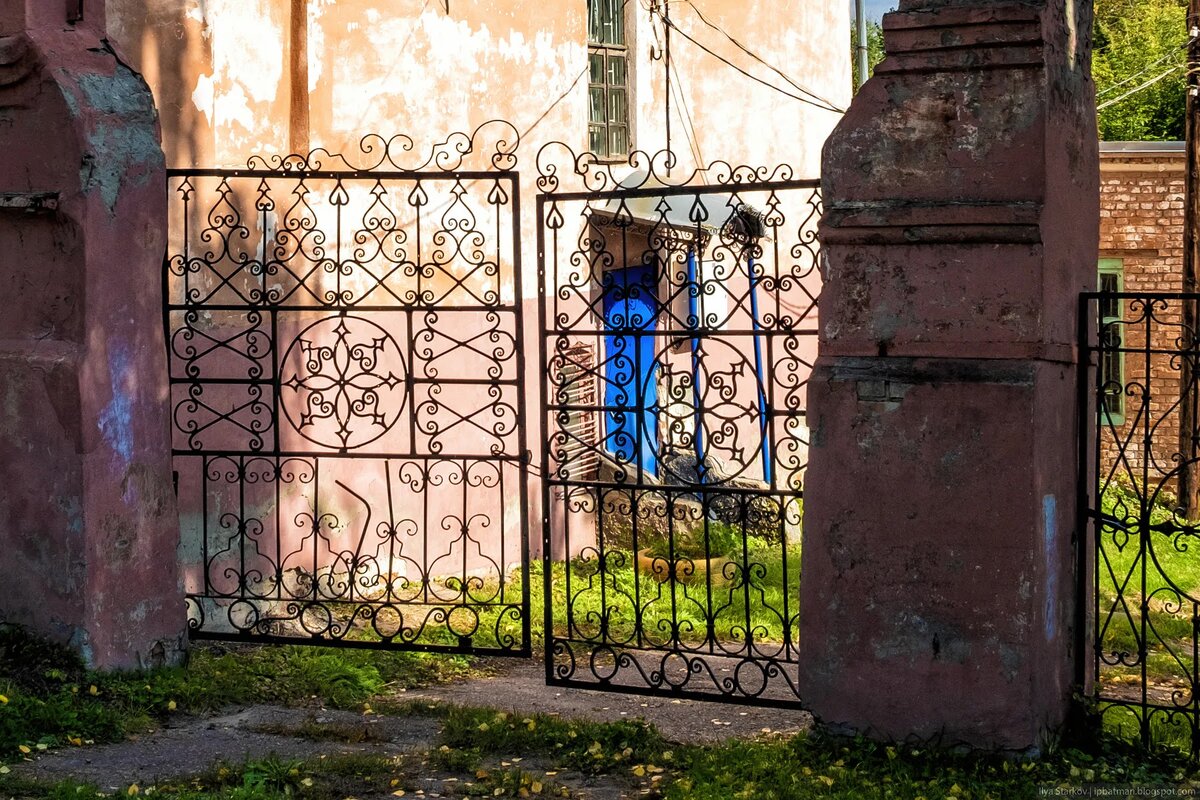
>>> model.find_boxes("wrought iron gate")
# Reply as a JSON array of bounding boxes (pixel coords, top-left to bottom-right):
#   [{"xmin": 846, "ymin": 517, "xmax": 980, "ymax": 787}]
[
  {"xmin": 536, "ymin": 146, "xmax": 820, "ymax": 704},
  {"xmin": 165, "ymin": 124, "xmax": 530, "ymax": 653},
  {"xmin": 1082, "ymin": 290, "xmax": 1200, "ymax": 756}
]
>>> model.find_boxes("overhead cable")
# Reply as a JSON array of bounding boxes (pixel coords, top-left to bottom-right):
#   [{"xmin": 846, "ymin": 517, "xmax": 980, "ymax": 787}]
[
  {"xmin": 677, "ymin": 0, "xmax": 844, "ymax": 114},
  {"xmin": 1097, "ymin": 64, "xmax": 1186, "ymax": 111},
  {"xmin": 657, "ymin": 13, "xmax": 844, "ymax": 113},
  {"xmin": 1098, "ymin": 50, "xmax": 1185, "ymax": 98}
]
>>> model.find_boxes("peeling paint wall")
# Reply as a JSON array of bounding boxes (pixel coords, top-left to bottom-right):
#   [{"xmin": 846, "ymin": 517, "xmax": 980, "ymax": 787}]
[
  {"xmin": 105, "ymin": 1, "xmax": 847, "ymax": 598},
  {"xmin": 107, "ymin": 1, "xmax": 848, "ymax": 175}
]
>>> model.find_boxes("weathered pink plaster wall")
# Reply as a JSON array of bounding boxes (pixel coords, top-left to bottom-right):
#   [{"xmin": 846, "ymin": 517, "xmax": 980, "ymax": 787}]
[
  {"xmin": 106, "ymin": 1, "xmax": 847, "ymax": 587},
  {"xmin": 0, "ymin": 0, "xmax": 182, "ymax": 667}
]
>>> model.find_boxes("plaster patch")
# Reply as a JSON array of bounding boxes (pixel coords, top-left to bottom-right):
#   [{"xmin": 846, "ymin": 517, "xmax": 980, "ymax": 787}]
[
  {"xmin": 78, "ymin": 65, "xmax": 164, "ymax": 214},
  {"xmin": 54, "ymin": 495, "xmax": 84, "ymax": 537},
  {"xmin": 1043, "ymin": 494, "xmax": 1057, "ymax": 642},
  {"xmin": 98, "ymin": 343, "xmax": 134, "ymax": 465},
  {"xmin": 191, "ymin": 72, "xmax": 215, "ymax": 125}
]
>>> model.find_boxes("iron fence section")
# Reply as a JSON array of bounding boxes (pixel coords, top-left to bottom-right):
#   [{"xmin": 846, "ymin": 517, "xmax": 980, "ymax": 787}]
[
  {"xmin": 165, "ymin": 123, "xmax": 531, "ymax": 654},
  {"xmin": 1082, "ymin": 291, "xmax": 1200, "ymax": 757},
  {"xmin": 536, "ymin": 146, "xmax": 820, "ymax": 705}
]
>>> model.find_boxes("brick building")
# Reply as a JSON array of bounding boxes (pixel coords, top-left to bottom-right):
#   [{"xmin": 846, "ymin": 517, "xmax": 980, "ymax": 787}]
[{"xmin": 1097, "ymin": 141, "xmax": 1186, "ymax": 482}]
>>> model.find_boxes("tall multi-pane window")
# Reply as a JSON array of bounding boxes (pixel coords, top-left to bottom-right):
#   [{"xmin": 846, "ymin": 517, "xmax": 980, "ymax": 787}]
[
  {"xmin": 1098, "ymin": 259, "xmax": 1124, "ymax": 422},
  {"xmin": 588, "ymin": 0, "xmax": 630, "ymax": 159}
]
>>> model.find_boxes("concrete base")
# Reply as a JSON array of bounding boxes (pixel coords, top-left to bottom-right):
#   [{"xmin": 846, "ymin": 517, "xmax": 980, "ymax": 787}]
[{"xmin": 800, "ymin": 357, "xmax": 1076, "ymax": 750}]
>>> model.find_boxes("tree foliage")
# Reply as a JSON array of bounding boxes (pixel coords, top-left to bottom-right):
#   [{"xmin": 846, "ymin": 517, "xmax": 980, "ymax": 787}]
[
  {"xmin": 852, "ymin": 1, "xmax": 1188, "ymax": 141},
  {"xmin": 1093, "ymin": 0, "xmax": 1187, "ymax": 141},
  {"xmin": 850, "ymin": 20, "xmax": 885, "ymax": 94}
]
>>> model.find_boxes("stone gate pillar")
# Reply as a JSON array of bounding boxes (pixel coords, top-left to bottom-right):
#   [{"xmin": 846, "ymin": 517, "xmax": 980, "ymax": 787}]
[
  {"xmin": 799, "ymin": 0, "xmax": 1097, "ymax": 750},
  {"xmin": 0, "ymin": 0, "xmax": 183, "ymax": 668}
]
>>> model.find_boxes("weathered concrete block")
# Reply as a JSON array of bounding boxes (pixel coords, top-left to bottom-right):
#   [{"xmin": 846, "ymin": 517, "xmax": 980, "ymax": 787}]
[
  {"xmin": 0, "ymin": 1, "xmax": 182, "ymax": 669},
  {"xmin": 801, "ymin": 358, "xmax": 1076, "ymax": 749},
  {"xmin": 800, "ymin": 0, "xmax": 1097, "ymax": 750}
]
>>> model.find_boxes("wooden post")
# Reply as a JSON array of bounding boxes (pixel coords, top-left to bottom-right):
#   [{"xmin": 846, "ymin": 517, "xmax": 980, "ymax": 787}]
[
  {"xmin": 288, "ymin": 0, "xmax": 309, "ymax": 156},
  {"xmin": 1180, "ymin": 0, "xmax": 1199, "ymax": 517}
]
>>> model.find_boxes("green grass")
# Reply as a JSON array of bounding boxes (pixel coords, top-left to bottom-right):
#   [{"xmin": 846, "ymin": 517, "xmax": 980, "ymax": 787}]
[
  {"xmin": 550, "ymin": 539, "xmax": 802, "ymax": 647},
  {"xmin": 459, "ymin": 538, "xmax": 802, "ymax": 652},
  {"xmin": 4, "ymin": 703, "xmax": 1200, "ymax": 800},
  {"xmin": 0, "ymin": 753, "xmax": 410, "ymax": 800},
  {"xmin": 436, "ymin": 706, "xmax": 667, "ymax": 775},
  {"xmin": 1096, "ymin": 479, "xmax": 1200, "ymax": 753},
  {"xmin": 663, "ymin": 729, "xmax": 1199, "ymax": 800},
  {"xmin": 0, "ymin": 625, "xmax": 474, "ymax": 758}
]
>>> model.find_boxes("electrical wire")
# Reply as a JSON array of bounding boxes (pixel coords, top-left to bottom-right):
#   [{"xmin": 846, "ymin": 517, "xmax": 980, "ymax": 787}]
[
  {"xmin": 676, "ymin": 0, "xmax": 844, "ymax": 114},
  {"xmin": 1097, "ymin": 50, "xmax": 1185, "ymax": 98},
  {"xmin": 519, "ymin": 66, "xmax": 588, "ymax": 139},
  {"xmin": 667, "ymin": 45, "xmax": 706, "ymax": 169},
  {"xmin": 1097, "ymin": 63, "xmax": 1186, "ymax": 111},
  {"xmin": 656, "ymin": 14, "xmax": 843, "ymax": 113}
]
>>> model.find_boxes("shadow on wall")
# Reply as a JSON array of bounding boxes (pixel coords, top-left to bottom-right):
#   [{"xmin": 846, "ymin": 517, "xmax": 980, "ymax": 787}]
[{"xmin": 106, "ymin": 0, "xmax": 213, "ymax": 169}]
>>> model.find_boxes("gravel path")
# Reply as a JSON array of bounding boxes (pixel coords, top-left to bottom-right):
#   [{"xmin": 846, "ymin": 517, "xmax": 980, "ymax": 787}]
[{"xmin": 10, "ymin": 658, "xmax": 812, "ymax": 796}]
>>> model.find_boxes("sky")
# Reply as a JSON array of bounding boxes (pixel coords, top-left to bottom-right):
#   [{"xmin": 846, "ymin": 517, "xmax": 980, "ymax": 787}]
[{"xmin": 850, "ymin": 0, "xmax": 898, "ymax": 21}]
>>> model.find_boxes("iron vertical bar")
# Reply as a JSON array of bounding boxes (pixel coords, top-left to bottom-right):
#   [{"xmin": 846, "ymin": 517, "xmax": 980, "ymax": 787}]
[
  {"xmin": 1075, "ymin": 293, "xmax": 1092, "ymax": 693},
  {"xmin": 1181, "ymin": 1, "xmax": 1200, "ymax": 516},
  {"xmin": 238, "ymin": 456, "xmax": 247, "ymax": 601},
  {"xmin": 510, "ymin": 174, "xmax": 531, "ymax": 653},
  {"xmin": 1093, "ymin": 298, "xmax": 1111, "ymax": 725},
  {"xmin": 384, "ymin": 461, "xmax": 395, "ymax": 605},
  {"xmin": 664, "ymin": 0, "xmax": 672, "ymax": 173},
  {"xmin": 686, "ymin": 248, "xmax": 706, "ymax": 484},
  {"xmin": 748, "ymin": 254, "xmax": 772, "ymax": 486},
  {"xmin": 460, "ymin": 457, "xmax": 469, "ymax": 646},
  {"xmin": 312, "ymin": 459, "xmax": 321, "ymax": 607},
  {"xmin": 537, "ymin": 193, "xmax": 556, "ymax": 676},
  {"xmin": 769, "ymin": 205, "xmax": 792, "ymax": 662},
  {"xmin": 1141, "ymin": 302, "xmax": 1153, "ymax": 748},
  {"xmin": 202, "ymin": 456, "xmax": 211, "ymax": 596}
]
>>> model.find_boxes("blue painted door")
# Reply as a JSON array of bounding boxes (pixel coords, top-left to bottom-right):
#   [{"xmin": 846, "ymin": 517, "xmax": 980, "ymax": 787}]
[{"xmin": 602, "ymin": 264, "xmax": 659, "ymax": 476}]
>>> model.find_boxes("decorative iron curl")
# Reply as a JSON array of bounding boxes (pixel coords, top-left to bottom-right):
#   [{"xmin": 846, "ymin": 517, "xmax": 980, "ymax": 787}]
[
  {"xmin": 535, "ymin": 142, "xmax": 798, "ymax": 196},
  {"xmin": 244, "ymin": 120, "xmax": 520, "ymax": 174}
]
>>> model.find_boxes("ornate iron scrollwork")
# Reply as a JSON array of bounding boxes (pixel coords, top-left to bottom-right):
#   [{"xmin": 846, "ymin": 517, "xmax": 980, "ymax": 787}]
[
  {"xmin": 165, "ymin": 124, "xmax": 530, "ymax": 654},
  {"xmin": 536, "ymin": 142, "xmax": 819, "ymax": 705}
]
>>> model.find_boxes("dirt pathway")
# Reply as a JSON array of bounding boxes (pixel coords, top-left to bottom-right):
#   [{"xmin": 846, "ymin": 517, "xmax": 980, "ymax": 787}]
[{"xmin": 10, "ymin": 659, "xmax": 812, "ymax": 797}]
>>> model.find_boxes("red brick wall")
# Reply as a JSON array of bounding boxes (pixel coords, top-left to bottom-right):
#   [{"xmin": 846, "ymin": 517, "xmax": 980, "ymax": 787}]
[{"xmin": 1097, "ymin": 149, "xmax": 1186, "ymax": 484}]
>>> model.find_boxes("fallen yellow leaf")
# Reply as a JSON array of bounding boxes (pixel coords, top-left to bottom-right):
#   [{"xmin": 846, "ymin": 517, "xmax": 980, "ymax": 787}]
[
  {"xmin": 392, "ymin": 792, "xmax": 405, "ymax": 798},
  {"xmin": 167, "ymin": 700, "xmax": 177, "ymax": 712},
  {"xmin": 127, "ymin": 785, "xmax": 140, "ymax": 796},
  {"xmin": 88, "ymin": 685, "xmax": 99, "ymax": 696},
  {"xmin": 0, "ymin": 694, "xmax": 8, "ymax": 705},
  {"xmin": 17, "ymin": 745, "xmax": 30, "ymax": 754}
]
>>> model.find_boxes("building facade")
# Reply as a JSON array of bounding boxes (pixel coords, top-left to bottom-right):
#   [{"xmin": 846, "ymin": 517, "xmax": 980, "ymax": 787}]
[
  {"xmin": 1096, "ymin": 141, "xmax": 1186, "ymax": 492},
  {"xmin": 102, "ymin": 1, "xmax": 848, "ymax": 643}
]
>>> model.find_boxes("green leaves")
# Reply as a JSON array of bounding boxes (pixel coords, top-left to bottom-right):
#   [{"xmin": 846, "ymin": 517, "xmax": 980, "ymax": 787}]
[{"xmin": 1094, "ymin": 0, "xmax": 1187, "ymax": 141}]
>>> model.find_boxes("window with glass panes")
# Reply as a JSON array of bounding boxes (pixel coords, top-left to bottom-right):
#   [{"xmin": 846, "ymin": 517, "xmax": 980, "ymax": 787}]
[
  {"xmin": 588, "ymin": 0, "xmax": 630, "ymax": 159},
  {"xmin": 1098, "ymin": 259, "xmax": 1124, "ymax": 422}
]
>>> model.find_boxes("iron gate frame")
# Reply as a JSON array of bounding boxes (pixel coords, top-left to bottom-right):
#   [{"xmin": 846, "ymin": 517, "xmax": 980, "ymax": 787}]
[
  {"xmin": 1080, "ymin": 289, "xmax": 1200, "ymax": 756},
  {"xmin": 535, "ymin": 146, "xmax": 820, "ymax": 706},
  {"xmin": 164, "ymin": 124, "xmax": 533, "ymax": 656}
]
